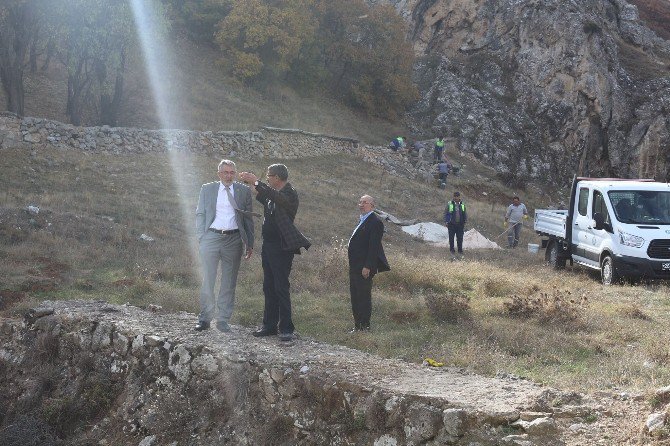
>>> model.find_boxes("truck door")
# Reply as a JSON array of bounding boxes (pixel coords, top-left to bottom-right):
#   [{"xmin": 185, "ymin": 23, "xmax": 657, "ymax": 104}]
[
  {"xmin": 584, "ymin": 189, "xmax": 613, "ymax": 261},
  {"xmin": 572, "ymin": 186, "xmax": 597, "ymax": 265}
]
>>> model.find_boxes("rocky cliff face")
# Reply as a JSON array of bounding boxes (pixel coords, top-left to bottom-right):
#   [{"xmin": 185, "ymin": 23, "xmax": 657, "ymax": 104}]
[{"xmin": 383, "ymin": 0, "xmax": 670, "ymax": 185}]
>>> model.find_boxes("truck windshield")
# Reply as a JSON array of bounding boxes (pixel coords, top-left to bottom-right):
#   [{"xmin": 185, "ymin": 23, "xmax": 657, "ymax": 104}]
[{"xmin": 608, "ymin": 190, "xmax": 670, "ymax": 224}]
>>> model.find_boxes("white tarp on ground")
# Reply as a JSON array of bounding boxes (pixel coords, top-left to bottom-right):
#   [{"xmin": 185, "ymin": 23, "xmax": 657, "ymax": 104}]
[{"xmin": 401, "ymin": 222, "xmax": 501, "ymax": 249}]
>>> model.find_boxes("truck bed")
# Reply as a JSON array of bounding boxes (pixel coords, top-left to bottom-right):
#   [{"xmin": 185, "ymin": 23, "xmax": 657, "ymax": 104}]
[{"xmin": 534, "ymin": 209, "xmax": 568, "ymax": 238}]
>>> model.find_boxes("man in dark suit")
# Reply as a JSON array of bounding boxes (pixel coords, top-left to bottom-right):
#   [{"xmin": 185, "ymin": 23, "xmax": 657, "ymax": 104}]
[
  {"xmin": 347, "ymin": 195, "xmax": 390, "ymax": 332},
  {"xmin": 195, "ymin": 159, "xmax": 255, "ymax": 332},
  {"xmin": 238, "ymin": 164, "xmax": 310, "ymax": 342}
]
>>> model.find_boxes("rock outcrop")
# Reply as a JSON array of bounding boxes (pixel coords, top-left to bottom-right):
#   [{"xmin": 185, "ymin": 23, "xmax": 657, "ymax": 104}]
[
  {"xmin": 381, "ymin": 0, "xmax": 670, "ymax": 185},
  {"xmin": 0, "ymin": 301, "xmax": 659, "ymax": 445}
]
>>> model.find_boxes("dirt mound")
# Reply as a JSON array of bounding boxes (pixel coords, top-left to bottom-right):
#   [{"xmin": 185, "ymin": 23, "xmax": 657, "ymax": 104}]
[{"xmin": 402, "ymin": 223, "xmax": 501, "ymax": 249}]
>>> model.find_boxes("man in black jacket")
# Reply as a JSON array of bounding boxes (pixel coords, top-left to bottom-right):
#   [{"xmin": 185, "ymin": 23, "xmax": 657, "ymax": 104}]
[
  {"xmin": 347, "ymin": 195, "xmax": 390, "ymax": 332},
  {"xmin": 239, "ymin": 164, "xmax": 310, "ymax": 342}
]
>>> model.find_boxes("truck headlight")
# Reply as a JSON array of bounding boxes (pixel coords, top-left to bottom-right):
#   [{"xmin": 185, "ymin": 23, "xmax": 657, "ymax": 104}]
[{"xmin": 618, "ymin": 230, "xmax": 645, "ymax": 248}]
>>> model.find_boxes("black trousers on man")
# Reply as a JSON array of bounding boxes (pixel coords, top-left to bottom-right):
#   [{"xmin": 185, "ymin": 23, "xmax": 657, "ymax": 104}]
[
  {"xmin": 261, "ymin": 241, "xmax": 295, "ymax": 334},
  {"xmin": 349, "ymin": 269, "xmax": 373, "ymax": 330},
  {"xmin": 448, "ymin": 223, "xmax": 464, "ymax": 253}
]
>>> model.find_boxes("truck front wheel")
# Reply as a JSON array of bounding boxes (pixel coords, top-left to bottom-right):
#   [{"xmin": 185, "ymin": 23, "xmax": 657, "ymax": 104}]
[
  {"xmin": 546, "ymin": 240, "xmax": 566, "ymax": 269},
  {"xmin": 601, "ymin": 255, "xmax": 619, "ymax": 286}
]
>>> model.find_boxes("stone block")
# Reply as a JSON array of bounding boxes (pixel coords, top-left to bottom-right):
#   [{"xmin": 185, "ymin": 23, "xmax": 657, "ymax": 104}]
[
  {"xmin": 191, "ymin": 354, "xmax": 219, "ymax": 379},
  {"xmin": 91, "ymin": 323, "xmax": 113, "ymax": 351},
  {"xmin": 442, "ymin": 408, "xmax": 467, "ymax": 437},
  {"xmin": 403, "ymin": 403, "xmax": 443, "ymax": 444},
  {"xmin": 168, "ymin": 344, "xmax": 192, "ymax": 383}
]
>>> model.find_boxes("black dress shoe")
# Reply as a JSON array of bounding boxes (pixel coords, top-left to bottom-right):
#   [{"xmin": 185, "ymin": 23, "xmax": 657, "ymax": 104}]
[
  {"xmin": 194, "ymin": 321, "xmax": 210, "ymax": 331},
  {"xmin": 252, "ymin": 327, "xmax": 277, "ymax": 337}
]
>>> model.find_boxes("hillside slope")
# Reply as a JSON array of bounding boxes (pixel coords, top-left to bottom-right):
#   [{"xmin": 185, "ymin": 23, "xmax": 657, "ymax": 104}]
[
  {"xmin": 2, "ymin": 133, "xmax": 670, "ymax": 442},
  {"xmin": 1, "ymin": 35, "xmax": 404, "ymax": 145},
  {"xmin": 386, "ymin": 0, "xmax": 670, "ymax": 185}
]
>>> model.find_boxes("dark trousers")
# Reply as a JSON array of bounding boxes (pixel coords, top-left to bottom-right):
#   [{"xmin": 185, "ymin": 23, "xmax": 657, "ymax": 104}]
[
  {"xmin": 434, "ymin": 147, "xmax": 443, "ymax": 162},
  {"xmin": 261, "ymin": 241, "xmax": 295, "ymax": 334},
  {"xmin": 349, "ymin": 268, "xmax": 373, "ymax": 329},
  {"xmin": 448, "ymin": 224, "xmax": 464, "ymax": 253}
]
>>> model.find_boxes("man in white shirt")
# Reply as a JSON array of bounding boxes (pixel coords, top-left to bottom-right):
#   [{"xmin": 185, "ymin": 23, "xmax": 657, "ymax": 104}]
[
  {"xmin": 504, "ymin": 196, "xmax": 529, "ymax": 248},
  {"xmin": 195, "ymin": 160, "xmax": 255, "ymax": 332}
]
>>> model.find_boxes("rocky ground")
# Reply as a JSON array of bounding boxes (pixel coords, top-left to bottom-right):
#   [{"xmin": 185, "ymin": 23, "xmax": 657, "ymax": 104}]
[{"xmin": 1, "ymin": 300, "xmax": 667, "ymax": 445}]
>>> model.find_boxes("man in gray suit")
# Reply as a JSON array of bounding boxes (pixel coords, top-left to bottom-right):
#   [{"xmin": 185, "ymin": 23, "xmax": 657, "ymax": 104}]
[{"xmin": 195, "ymin": 159, "xmax": 255, "ymax": 332}]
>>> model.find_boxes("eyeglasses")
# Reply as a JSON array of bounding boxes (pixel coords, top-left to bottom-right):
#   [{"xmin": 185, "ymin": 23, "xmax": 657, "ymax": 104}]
[{"xmin": 266, "ymin": 174, "xmax": 277, "ymax": 178}]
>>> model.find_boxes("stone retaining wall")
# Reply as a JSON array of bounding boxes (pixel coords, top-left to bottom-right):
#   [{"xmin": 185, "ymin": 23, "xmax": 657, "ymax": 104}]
[
  {"xmin": 0, "ymin": 112, "xmax": 358, "ymax": 159},
  {"xmin": 0, "ymin": 112, "xmax": 459, "ymax": 185},
  {"xmin": 0, "ymin": 301, "xmax": 578, "ymax": 446}
]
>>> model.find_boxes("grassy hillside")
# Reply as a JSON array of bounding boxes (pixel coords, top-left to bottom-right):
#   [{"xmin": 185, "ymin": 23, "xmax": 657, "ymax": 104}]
[
  {"xmin": 2, "ymin": 146, "xmax": 670, "ymax": 395},
  {"xmin": 1, "ymin": 35, "xmax": 405, "ymax": 145}
]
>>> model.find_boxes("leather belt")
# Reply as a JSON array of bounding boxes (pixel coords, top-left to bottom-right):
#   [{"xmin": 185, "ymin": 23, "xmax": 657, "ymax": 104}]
[{"xmin": 209, "ymin": 228, "xmax": 239, "ymax": 235}]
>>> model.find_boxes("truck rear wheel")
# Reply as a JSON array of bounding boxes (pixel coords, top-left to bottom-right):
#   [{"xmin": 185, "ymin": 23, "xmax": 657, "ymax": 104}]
[
  {"xmin": 546, "ymin": 240, "xmax": 566, "ymax": 269},
  {"xmin": 601, "ymin": 255, "xmax": 619, "ymax": 286}
]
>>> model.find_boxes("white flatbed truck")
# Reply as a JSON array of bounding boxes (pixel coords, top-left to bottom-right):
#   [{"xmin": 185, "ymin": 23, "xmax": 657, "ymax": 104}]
[{"xmin": 534, "ymin": 177, "xmax": 670, "ymax": 285}]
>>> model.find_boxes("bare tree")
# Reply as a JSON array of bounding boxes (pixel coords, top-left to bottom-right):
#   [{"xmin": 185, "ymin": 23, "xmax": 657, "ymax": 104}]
[
  {"xmin": 54, "ymin": 0, "xmax": 133, "ymax": 125},
  {"xmin": 0, "ymin": 1, "xmax": 40, "ymax": 115}
]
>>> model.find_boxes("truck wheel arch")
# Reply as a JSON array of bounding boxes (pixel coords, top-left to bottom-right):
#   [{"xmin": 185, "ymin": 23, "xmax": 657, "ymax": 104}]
[
  {"xmin": 600, "ymin": 252, "xmax": 620, "ymax": 286},
  {"xmin": 546, "ymin": 239, "xmax": 566, "ymax": 269}
]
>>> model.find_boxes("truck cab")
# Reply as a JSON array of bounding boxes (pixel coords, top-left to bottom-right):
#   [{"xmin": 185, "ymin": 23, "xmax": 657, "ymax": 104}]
[{"xmin": 537, "ymin": 178, "xmax": 670, "ymax": 284}]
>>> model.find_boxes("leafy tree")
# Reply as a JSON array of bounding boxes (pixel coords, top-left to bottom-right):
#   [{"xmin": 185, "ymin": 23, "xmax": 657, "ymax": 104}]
[
  {"xmin": 214, "ymin": 0, "xmax": 317, "ymax": 83},
  {"xmin": 315, "ymin": 0, "xmax": 418, "ymax": 119},
  {"xmin": 0, "ymin": 0, "xmax": 44, "ymax": 115},
  {"xmin": 213, "ymin": 0, "xmax": 416, "ymax": 119},
  {"xmin": 161, "ymin": 0, "xmax": 231, "ymax": 43}
]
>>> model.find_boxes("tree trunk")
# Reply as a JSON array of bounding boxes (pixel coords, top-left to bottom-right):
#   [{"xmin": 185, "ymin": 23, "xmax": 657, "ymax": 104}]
[
  {"xmin": 0, "ymin": 1, "xmax": 37, "ymax": 116},
  {"xmin": 29, "ymin": 27, "xmax": 39, "ymax": 73},
  {"xmin": 41, "ymin": 39, "xmax": 54, "ymax": 71},
  {"xmin": 99, "ymin": 50, "xmax": 125, "ymax": 126},
  {"xmin": 66, "ymin": 57, "xmax": 93, "ymax": 126},
  {"xmin": 1, "ymin": 69, "xmax": 26, "ymax": 116}
]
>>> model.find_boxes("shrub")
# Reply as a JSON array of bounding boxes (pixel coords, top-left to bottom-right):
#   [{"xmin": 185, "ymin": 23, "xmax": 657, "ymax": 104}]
[
  {"xmin": 644, "ymin": 337, "xmax": 670, "ymax": 365},
  {"xmin": 389, "ymin": 311, "xmax": 419, "ymax": 324},
  {"xmin": 126, "ymin": 279, "xmax": 154, "ymax": 300},
  {"xmin": 424, "ymin": 290, "xmax": 470, "ymax": 323},
  {"xmin": 317, "ymin": 238, "xmax": 348, "ymax": 285},
  {"xmin": 481, "ymin": 278, "xmax": 514, "ymax": 297},
  {"xmin": 503, "ymin": 288, "xmax": 588, "ymax": 324},
  {"xmin": 617, "ymin": 304, "xmax": 651, "ymax": 321}
]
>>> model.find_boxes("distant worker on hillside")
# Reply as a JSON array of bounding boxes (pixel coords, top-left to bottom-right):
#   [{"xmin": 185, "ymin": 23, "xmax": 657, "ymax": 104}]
[
  {"xmin": 434, "ymin": 137, "xmax": 445, "ymax": 163},
  {"xmin": 436, "ymin": 160, "xmax": 449, "ymax": 189},
  {"xmin": 444, "ymin": 191, "xmax": 467, "ymax": 257},
  {"xmin": 504, "ymin": 196, "xmax": 529, "ymax": 248},
  {"xmin": 414, "ymin": 141, "xmax": 426, "ymax": 159},
  {"xmin": 347, "ymin": 195, "xmax": 390, "ymax": 332},
  {"xmin": 390, "ymin": 136, "xmax": 406, "ymax": 152}
]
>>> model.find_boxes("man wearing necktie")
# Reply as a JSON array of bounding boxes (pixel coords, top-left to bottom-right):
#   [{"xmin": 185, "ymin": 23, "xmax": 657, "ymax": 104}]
[
  {"xmin": 347, "ymin": 195, "xmax": 390, "ymax": 332},
  {"xmin": 195, "ymin": 160, "xmax": 255, "ymax": 332}
]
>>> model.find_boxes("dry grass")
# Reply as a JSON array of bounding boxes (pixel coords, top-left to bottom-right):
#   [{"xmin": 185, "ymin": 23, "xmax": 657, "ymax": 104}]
[{"xmin": 2, "ymin": 147, "xmax": 670, "ymax": 395}]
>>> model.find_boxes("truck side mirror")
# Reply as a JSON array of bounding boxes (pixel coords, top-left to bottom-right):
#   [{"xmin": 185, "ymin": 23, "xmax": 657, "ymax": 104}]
[{"xmin": 593, "ymin": 212, "xmax": 605, "ymax": 230}]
